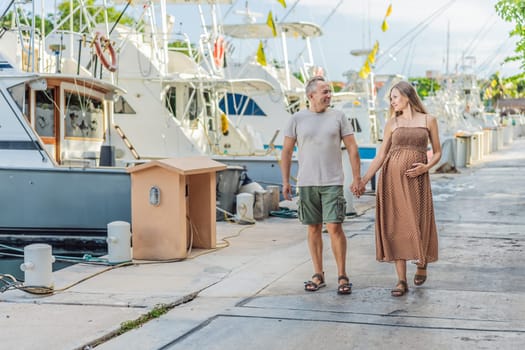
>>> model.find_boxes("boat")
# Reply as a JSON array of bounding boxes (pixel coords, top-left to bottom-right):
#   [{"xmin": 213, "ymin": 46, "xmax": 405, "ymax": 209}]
[
  {"xmin": 33, "ymin": 0, "xmax": 301, "ymax": 192},
  {"xmin": 0, "ymin": 55, "xmax": 131, "ymax": 247}
]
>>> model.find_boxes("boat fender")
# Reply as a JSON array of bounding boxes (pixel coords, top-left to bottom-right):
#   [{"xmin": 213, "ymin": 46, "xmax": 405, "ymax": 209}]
[
  {"xmin": 213, "ymin": 36, "xmax": 225, "ymax": 68},
  {"xmin": 94, "ymin": 32, "xmax": 118, "ymax": 72}
]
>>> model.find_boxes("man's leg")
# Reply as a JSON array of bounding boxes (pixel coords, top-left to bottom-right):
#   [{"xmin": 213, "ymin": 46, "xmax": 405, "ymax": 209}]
[
  {"xmin": 307, "ymin": 223, "xmax": 324, "ymax": 277},
  {"xmin": 325, "ymin": 223, "xmax": 347, "ymax": 278}
]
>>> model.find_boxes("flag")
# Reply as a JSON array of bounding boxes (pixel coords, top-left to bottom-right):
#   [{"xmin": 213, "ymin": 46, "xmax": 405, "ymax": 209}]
[
  {"xmin": 372, "ymin": 40, "xmax": 379, "ymax": 55},
  {"xmin": 363, "ymin": 60, "xmax": 371, "ymax": 74},
  {"xmin": 256, "ymin": 41, "xmax": 267, "ymax": 66},
  {"xmin": 277, "ymin": 0, "xmax": 287, "ymax": 8},
  {"xmin": 382, "ymin": 4, "xmax": 392, "ymax": 32},
  {"xmin": 266, "ymin": 11, "xmax": 277, "ymax": 37},
  {"xmin": 358, "ymin": 68, "xmax": 368, "ymax": 79},
  {"xmin": 385, "ymin": 3, "xmax": 392, "ymax": 17},
  {"xmin": 368, "ymin": 40, "xmax": 379, "ymax": 63},
  {"xmin": 381, "ymin": 19, "xmax": 389, "ymax": 32},
  {"xmin": 367, "ymin": 51, "xmax": 376, "ymax": 64}
]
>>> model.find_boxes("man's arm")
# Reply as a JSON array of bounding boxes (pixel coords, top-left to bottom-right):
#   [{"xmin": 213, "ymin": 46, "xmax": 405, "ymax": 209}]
[
  {"xmin": 342, "ymin": 134, "xmax": 362, "ymax": 196},
  {"xmin": 281, "ymin": 136, "xmax": 296, "ymax": 200}
]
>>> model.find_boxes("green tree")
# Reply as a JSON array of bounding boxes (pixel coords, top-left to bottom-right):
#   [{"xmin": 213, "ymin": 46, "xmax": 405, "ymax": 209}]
[
  {"xmin": 0, "ymin": 0, "xmax": 135, "ymax": 36},
  {"xmin": 0, "ymin": 7, "xmax": 54, "ymax": 36},
  {"xmin": 168, "ymin": 40, "xmax": 200, "ymax": 60},
  {"xmin": 483, "ymin": 72, "xmax": 506, "ymax": 107},
  {"xmin": 55, "ymin": 0, "xmax": 135, "ymax": 33},
  {"xmin": 408, "ymin": 77, "xmax": 441, "ymax": 99},
  {"xmin": 495, "ymin": 0, "xmax": 525, "ymax": 75}
]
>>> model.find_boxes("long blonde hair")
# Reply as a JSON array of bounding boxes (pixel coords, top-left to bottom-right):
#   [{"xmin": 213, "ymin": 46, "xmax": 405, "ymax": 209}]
[{"xmin": 389, "ymin": 81, "xmax": 428, "ymax": 117}]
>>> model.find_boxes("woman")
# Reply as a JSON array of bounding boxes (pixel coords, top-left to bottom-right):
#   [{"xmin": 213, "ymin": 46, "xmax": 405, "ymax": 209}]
[{"xmin": 360, "ymin": 81, "xmax": 441, "ymax": 296}]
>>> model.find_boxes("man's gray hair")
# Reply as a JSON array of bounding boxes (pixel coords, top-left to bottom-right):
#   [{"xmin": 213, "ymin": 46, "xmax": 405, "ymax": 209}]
[{"xmin": 305, "ymin": 76, "xmax": 326, "ymax": 95}]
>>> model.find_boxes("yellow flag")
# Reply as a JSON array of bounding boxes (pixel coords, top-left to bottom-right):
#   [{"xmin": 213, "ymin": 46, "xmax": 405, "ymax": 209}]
[
  {"xmin": 372, "ymin": 40, "xmax": 379, "ymax": 55},
  {"xmin": 385, "ymin": 4, "xmax": 392, "ymax": 17},
  {"xmin": 359, "ymin": 68, "xmax": 368, "ymax": 79},
  {"xmin": 363, "ymin": 60, "xmax": 371, "ymax": 74},
  {"xmin": 267, "ymin": 11, "xmax": 277, "ymax": 37},
  {"xmin": 256, "ymin": 41, "xmax": 267, "ymax": 66},
  {"xmin": 367, "ymin": 51, "xmax": 376, "ymax": 64},
  {"xmin": 277, "ymin": 0, "xmax": 287, "ymax": 8},
  {"xmin": 381, "ymin": 19, "xmax": 389, "ymax": 32}
]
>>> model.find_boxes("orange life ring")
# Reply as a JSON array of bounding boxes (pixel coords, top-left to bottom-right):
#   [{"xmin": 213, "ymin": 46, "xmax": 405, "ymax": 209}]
[
  {"xmin": 94, "ymin": 32, "xmax": 118, "ymax": 72},
  {"xmin": 213, "ymin": 36, "xmax": 225, "ymax": 68}
]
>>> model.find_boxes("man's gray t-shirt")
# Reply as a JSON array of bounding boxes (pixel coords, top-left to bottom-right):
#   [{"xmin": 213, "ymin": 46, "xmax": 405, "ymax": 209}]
[{"xmin": 283, "ymin": 108, "xmax": 354, "ymax": 186}]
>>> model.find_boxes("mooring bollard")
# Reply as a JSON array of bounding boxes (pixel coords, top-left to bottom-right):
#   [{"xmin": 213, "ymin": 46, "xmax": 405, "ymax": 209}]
[
  {"xmin": 107, "ymin": 221, "xmax": 132, "ymax": 264},
  {"xmin": 19, "ymin": 243, "xmax": 55, "ymax": 288}
]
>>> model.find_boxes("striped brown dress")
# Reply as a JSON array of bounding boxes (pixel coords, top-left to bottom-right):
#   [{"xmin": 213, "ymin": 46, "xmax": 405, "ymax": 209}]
[{"xmin": 375, "ymin": 117, "xmax": 438, "ymax": 265}]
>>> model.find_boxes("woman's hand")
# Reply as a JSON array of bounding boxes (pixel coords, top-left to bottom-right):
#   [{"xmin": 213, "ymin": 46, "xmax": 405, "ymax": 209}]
[{"xmin": 405, "ymin": 162, "xmax": 428, "ymax": 177}]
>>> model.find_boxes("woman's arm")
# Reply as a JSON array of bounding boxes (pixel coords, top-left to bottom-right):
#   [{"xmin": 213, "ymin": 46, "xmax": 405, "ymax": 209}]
[
  {"xmin": 426, "ymin": 116, "xmax": 442, "ymax": 169},
  {"xmin": 405, "ymin": 115, "xmax": 442, "ymax": 177},
  {"xmin": 361, "ymin": 119, "xmax": 394, "ymax": 185}
]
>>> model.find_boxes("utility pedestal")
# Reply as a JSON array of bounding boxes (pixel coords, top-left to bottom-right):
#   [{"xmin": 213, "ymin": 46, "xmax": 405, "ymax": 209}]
[{"xmin": 128, "ymin": 157, "xmax": 226, "ymax": 260}]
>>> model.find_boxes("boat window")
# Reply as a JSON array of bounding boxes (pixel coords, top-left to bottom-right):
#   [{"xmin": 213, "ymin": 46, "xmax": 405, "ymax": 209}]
[
  {"xmin": 203, "ymin": 90, "xmax": 212, "ymax": 117},
  {"xmin": 165, "ymin": 87, "xmax": 176, "ymax": 118},
  {"xmin": 286, "ymin": 96, "xmax": 301, "ymax": 114},
  {"xmin": 219, "ymin": 93, "xmax": 266, "ymax": 116},
  {"xmin": 64, "ymin": 92, "xmax": 104, "ymax": 139},
  {"xmin": 114, "ymin": 95, "xmax": 136, "ymax": 114},
  {"xmin": 188, "ymin": 87, "xmax": 198, "ymax": 121},
  {"xmin": 35, "ymin": 89, "xmax": 56, "ymax": 137},
  {"xmin": 7, "ymin": 83, "xmax": 27, "ymax": 115}
]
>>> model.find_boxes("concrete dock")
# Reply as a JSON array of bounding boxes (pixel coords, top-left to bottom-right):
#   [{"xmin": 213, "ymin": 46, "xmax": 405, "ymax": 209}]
[{"xmin": 1, "ymin": 138, "xmax": 524, "ymax": 350}]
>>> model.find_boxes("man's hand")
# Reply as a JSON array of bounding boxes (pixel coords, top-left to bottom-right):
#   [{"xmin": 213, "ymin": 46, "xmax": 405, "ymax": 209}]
[
  {"xmin": 350, "ymin": 177, "xmax": 363, "ymax": 198},
  {"xmin": 282, "ymin": 183, "xmax": 293, "ymax": 201}
]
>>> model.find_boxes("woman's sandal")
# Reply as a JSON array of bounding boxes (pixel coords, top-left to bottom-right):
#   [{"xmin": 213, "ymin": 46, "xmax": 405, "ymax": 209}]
[
  {"xmin": 337, "ymin": 275, "xmax": 352, "ymax": 295},
  {"xmin": 391, "ymin": 280, "xmax": 409, "ymax": 297},
  {"xmin": 304, "ymin": 273, "xmax": 326, "ymax": 292},
  {"xmin": 414, "ymin": 265, "xmax": 427, "ymax": 286}
]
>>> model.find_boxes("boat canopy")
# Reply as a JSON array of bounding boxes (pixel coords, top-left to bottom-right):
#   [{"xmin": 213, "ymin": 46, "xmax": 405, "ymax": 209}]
[
  {"xmin": 38, "ymin": 74, "xmax": 127, "ymax": 96},
  {"xmin": 219, "ymin": 22, "xmax": 322, "ymax": 39},
  {"xmin": 213, "ymin": 78, "xmax": 275, "ymax": 94},
  {"xmin": 158, "ymin": 77, "xmax": 274, "ymax": 95}
]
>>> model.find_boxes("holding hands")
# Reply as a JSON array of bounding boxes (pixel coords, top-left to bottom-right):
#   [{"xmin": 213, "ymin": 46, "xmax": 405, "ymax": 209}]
[{"xmin": 351, "ymin": 177, "xmax": 366, "ymax": 198}]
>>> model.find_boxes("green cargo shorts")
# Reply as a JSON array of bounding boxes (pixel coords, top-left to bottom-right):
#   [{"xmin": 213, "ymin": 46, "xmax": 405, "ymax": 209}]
[{"xmin": 297, "ymin": 186, "xmax": 346, "ymax": 225}]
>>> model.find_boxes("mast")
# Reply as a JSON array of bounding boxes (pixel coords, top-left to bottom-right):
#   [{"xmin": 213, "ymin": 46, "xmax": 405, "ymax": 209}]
[{"xmin": 446, "ymin": 20, "xmax": 450, "ymax": 75}]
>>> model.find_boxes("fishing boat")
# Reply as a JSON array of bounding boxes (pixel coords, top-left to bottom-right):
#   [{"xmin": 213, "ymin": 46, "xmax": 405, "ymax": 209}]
[
  {"xmin": 0, "ymin": 54, "xmax": 130, "ymax": 246},
  {"xmin": 33, "ymin": 0, "xmax": 301, "ymax": 192}
]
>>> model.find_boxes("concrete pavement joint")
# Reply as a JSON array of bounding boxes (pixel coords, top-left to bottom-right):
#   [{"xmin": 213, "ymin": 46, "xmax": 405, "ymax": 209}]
[{"xmin": 198, "ymin": 313, "xmax": 525, "ymax": 334}]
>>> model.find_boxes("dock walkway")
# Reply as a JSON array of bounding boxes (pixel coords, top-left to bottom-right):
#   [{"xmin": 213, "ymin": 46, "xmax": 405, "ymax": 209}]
[{"xmin": 2, "ymin": 138, "xmax": 524, "ymax": 350}]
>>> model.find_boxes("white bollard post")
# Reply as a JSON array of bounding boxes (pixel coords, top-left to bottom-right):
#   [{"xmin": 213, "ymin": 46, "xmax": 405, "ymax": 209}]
[
  {"xmin": 20, "ymin": 243, "xmax": 55, "ymax": 288},
  {"xmin": 107, "ymin": 221, "xmax": 132, "ymax": 264}
]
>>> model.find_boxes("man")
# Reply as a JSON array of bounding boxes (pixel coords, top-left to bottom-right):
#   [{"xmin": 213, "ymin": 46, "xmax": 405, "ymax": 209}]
[{"xmin": 280, "ymin": 76, "xmax": 362, "ymax": 295}]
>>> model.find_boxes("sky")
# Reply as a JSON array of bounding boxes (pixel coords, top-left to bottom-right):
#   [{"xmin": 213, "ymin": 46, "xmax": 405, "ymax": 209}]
[
  {"xmin": 161, "ymin": 0, "xmax": 520, "ymax": 81},
  {"xmin": 6, "ymin": 0, "xmax": 519, "ymax": 81}
]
